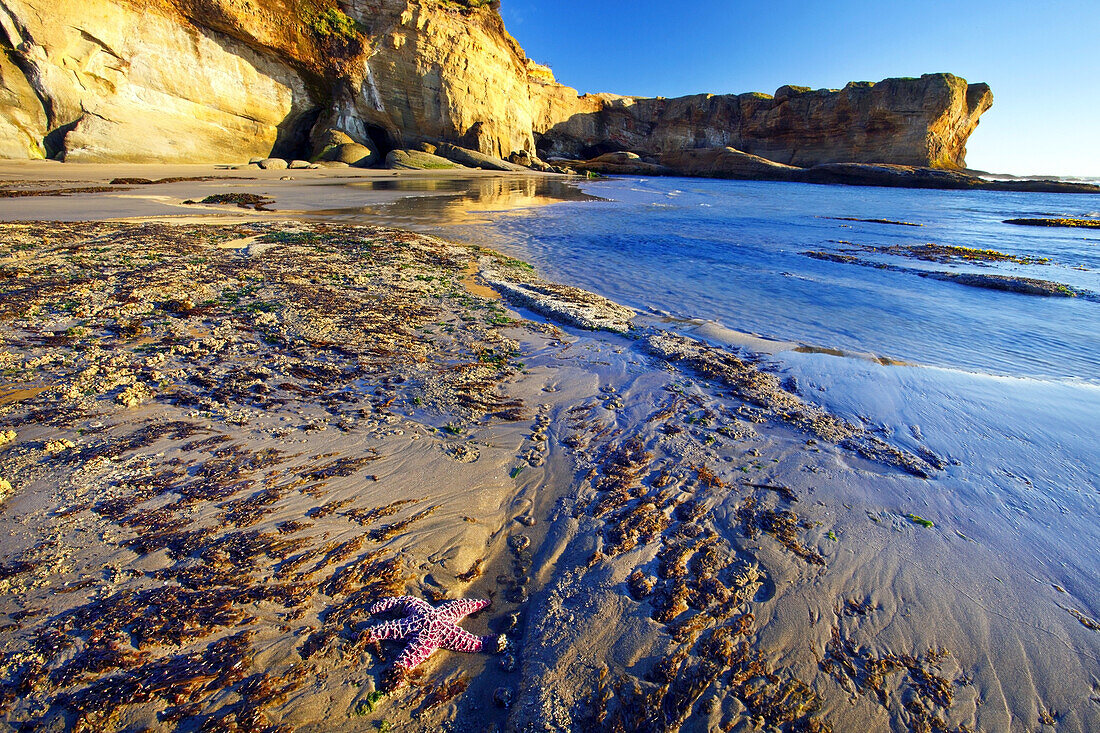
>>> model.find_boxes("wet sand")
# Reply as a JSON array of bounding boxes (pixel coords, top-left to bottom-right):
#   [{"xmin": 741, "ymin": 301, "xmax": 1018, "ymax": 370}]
[
  {"xmin": 0, "ymin": 161, "xmax": 592, "ymax": 227},
  {"xmin": 1, "ymin": 167, "xmax": 1097, "ymax": 732}
]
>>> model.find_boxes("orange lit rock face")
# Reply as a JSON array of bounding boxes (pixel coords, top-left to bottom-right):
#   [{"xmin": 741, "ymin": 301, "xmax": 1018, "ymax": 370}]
[
  {"xmin": 0, "ymin": 0, "xmax": 991, "ymax": 168},
  {"xmin": 532, "ymin": 75, "xmax": 993, "ymax": 168},
  {"xmin": 0, "ymin": 0, "xmax": 318, "ymax": 162}
]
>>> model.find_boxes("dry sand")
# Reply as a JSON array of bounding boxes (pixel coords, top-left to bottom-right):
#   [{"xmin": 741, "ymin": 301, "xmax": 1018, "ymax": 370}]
[{"xmin": 0, "ymin": 166, "xmax": 1097, "ymax": 732}]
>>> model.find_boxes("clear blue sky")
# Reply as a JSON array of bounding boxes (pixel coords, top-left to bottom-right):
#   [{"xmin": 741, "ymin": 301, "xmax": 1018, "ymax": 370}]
[{"xmin": 501, "ymin": 0, "xmax": 1099, "ymax": 177}]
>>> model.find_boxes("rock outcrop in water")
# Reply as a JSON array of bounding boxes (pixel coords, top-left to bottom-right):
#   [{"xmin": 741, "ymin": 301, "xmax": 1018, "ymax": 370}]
[{"xmin": 0, "ymin": 0, "xmax": 991, "ymax": 170}]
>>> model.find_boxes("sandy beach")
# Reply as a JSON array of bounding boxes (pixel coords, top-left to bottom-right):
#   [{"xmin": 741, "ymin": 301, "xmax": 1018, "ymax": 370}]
[
  {"xmin": 0, "ymin": 161, "xmax": 589, "ymax": 227},
  {"xmin": 1, "ymin": 166, "xmax": 1098, "ymax": 732}
]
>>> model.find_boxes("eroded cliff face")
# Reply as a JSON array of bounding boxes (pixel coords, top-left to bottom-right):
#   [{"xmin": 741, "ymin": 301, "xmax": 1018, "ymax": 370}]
[
  {"xmin": 337, "ymin": 0, "xmax": 539, "ymax": 158},
  {"xmin": 0, "ymin": 0, "xmax": 992, "ymax": 169},
  {"xmin": 0, "ymin": 45, "xmax": 45, "ymax": 158},
  {"xmin": 0, "ymin": 0, "xmax": 320, "ymax": 162},
  {"xmin": 531, "ymin": 74, "xmax": 993, "ymax": 168}
]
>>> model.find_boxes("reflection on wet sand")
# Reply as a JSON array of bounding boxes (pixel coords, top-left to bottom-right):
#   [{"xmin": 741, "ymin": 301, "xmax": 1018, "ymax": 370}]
[
  {"xmin": 302, "ymin": 175, "xmax": 600, "ymax": 229},
  {"xmin": 0, "ymin": 386, "xmax": 51, "ymax": 407},
  {"xmin": 460, "ymin": 260, "xmax": 501, "ymax": 301}
]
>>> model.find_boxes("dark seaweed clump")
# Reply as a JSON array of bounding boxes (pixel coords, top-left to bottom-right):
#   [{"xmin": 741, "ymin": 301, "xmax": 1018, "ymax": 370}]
[
  {"xmin": 1004, "ymin": 217, "xmax": 1100, "ymax": 229},
  {"xmin": 110, "ymin": 176, "xmax": 221, "ymax": 185},
  {"xmin": 825, "ymin": 216, "xmax": 923, "ymax": 227},
  {"xmin": 184, "ymin": 193, "xmax": 275, "ymax": 210},
  {"xmin": 0, "ymin": 185, "xmax": 118, "ymax": 198},
  {"xmin": 802, "ymin": 247, "xmax": 1095, "ymax": 302},
  {"xmin": 822, "ymin": 625, "xmax": 972, "ymax": 733}
]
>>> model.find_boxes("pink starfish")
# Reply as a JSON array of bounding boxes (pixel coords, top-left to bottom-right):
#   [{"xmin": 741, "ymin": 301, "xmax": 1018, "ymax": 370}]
[{"xmin": 365, "ymin": 595, "xmax": 499, "ymax": 669}]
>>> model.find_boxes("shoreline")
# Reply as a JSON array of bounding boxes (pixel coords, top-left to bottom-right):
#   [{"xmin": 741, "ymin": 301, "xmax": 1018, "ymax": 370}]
[
  {"xmin": 2, "ymin": 160, "xmax": 1097, "ymax": 235},
  {"xmin": 1, "ymin": 179, "xmax": 1098, "ymax": 731},
  {"xmin": 0, "ymin": 162, "xmax": 592, "ymax": 231}
]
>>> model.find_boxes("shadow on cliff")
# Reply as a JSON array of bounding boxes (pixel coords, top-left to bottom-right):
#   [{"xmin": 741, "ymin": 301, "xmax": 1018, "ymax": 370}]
[
  {"xmin": 271, "ymin": 108, "xmax": 322, "ymax": 160},
  {"xmin": 534, "ymin": 107, "xmax": 658, "ymax": 162},
  {"xmin": 272, "ymin": 112, "xmax": 402, "ymax": 163}
]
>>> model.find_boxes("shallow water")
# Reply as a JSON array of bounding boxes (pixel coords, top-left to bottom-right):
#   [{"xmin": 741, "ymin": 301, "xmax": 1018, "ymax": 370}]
[
  {"xmin": 302, "ymin": 175, "xmax": 600, "ymax": 228},
  {"xmin": 425, "ymin": 177, "xmax": 1100, "ymax": 383},
  {"xmin": 373, "ymin": 178, "xmax": 1100, "ymax": 474}
]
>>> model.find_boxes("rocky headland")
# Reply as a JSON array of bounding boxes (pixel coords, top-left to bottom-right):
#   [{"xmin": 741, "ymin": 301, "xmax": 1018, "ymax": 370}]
[
  {"xmin": 0, "ymin": 0, "xmax": 1020, "ymax": 187},
  {"xmin": 570, "ymin": 150, "xmax": 1100, "ymax": 194}
]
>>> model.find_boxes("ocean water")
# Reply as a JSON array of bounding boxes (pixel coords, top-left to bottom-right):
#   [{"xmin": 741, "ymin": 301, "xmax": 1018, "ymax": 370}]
[
  {"xmin": 449, "ymin": 177, "xmax": 1100, "ymax": 383},
  {"xmin": 366, "ymin": 179, "xmax": 1100, "ymax": 511}
]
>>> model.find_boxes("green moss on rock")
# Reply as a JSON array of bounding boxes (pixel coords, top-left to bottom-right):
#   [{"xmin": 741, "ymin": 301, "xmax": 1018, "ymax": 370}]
[
  {"xmin": 305, "ymin": 7, "xmax": 363, "ymax": 41},
  {"xmin": 433, "ymin": 0, "xmax": 497, "ymax": 12}
]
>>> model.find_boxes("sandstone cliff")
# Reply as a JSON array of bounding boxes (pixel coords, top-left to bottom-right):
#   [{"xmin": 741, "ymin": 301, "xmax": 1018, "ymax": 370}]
[
  {"xmin": 532, "ymin": 74, "xmax": 993, "ymax": 169},
  {"xmin": 0, "ymin": 0, "xmax": 319, "ymax": 162},
  {"xmin": 0, "ymin": 44, "xmax": 45, "ymax": 158},
  {"xmin": 0, "ymin": 0, "xmax": 992, "ymax": 169}
]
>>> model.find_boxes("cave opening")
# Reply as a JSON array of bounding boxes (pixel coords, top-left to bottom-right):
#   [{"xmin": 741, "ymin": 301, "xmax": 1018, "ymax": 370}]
[
  {"xmin": 273, "ymin": 107, "xmax": 323, "ymax": 161},
  {"xmin": 580, "ymin": 141, "xmax": 626, "ymax": 160},
  {"xmin": 364, "ymin": 124, "xmax": 397, "ymax": 160}
]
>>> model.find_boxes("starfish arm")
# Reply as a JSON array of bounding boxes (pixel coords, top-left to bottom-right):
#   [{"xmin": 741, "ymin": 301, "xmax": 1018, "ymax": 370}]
[
  {"xmin": 369, "ymin": 595, "xmax": 432, "ymax": 616},
  {"xmin": 364, "ymin": 618, "xmax": 416, "ymax": 641},
  {"xmin": 394, "ymin": 634, "xmax": 439, "ymax": 669},
  {"xmin": 436, "ymin": 598, "xmax": 490, "ymax": 622},
  {"xmin": 481, "ymin": 634, "xmax": 504, "ymax": 653},
  {"xmin": 438, "ymin": 626, "xmax": 486, "ymax": 654}
]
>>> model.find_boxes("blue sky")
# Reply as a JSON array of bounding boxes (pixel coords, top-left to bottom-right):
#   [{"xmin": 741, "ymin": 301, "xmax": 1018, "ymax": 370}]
[{"xmin": 501, "ymin": 0, "xmax": 1099, "ymax": 177}]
